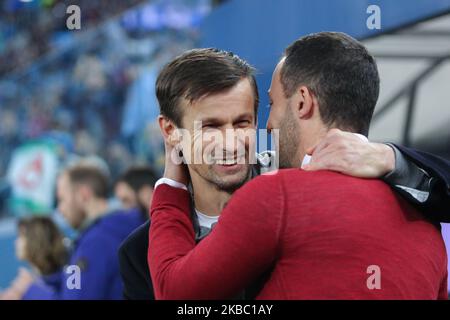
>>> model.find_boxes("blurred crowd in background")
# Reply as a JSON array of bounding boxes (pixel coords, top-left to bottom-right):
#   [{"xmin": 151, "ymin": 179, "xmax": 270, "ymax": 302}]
[{"xmin": 0, "ymin": 0, "xmax": 214, "ymax": 219}]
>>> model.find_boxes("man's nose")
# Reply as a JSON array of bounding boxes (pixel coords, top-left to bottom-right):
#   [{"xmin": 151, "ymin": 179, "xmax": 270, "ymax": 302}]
[{"xmin": 222, "ymin": 127, "xmax": 237, "ymax": 146}]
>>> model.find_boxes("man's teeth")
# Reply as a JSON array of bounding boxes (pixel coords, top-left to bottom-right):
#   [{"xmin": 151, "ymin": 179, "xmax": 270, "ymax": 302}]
[{"xmin": 216, "ymin": 159, "xmax": 238, "ymax": 165}]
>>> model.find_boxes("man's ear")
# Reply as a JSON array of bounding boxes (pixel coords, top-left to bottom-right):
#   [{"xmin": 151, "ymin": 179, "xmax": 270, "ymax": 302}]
[
  {"xmin": 158, "ymin": 115, "xmax": 181, "ymax": 147},
  {"xmin": 294, "ymin": 86, "xmax": 316, "ymax": 120}
]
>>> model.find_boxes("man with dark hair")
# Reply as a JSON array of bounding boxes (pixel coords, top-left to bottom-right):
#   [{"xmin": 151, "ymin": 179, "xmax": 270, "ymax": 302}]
[
  {"xmin": 279, "ymin": 32, "xmax": 379, "ymax": 137},
  {"xmin": 8, "ymin": 164, "xmax": 144, "ymax": 300},
  {"xmin": 115, "ymin": 166, "xmax": 158, "ymax": 214},
  {"xmin": 156, "ymin": 48, "xmax": 259, "ymax": 128},
  {"xmin": 148, "ymin": 32, "xmax": 448, "ymax": 299},
  {"xmin": 271, "ymin": 31, "xmax": 380, "ymax": 169},
  {"xmin": 119, "ymin": 48, "xmax": 268, "ymax": 300},
  {"xmin": 156, "ymin": 48, "xmax": 259, "ymax": 195},
  {"xmin": 68, "ymin": 166, "xmax": 110, "ymax": 199}
]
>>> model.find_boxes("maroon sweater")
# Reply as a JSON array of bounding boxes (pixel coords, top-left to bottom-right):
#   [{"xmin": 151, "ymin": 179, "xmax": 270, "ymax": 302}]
[{"xmin": 148, "ymin": 169, "xmax": 448, "ymax": 299}]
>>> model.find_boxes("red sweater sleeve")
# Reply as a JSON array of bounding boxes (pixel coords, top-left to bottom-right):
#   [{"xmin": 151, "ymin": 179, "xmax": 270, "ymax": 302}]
[
  {"xmin": 438, "ymin": 267, "xmax": 448, "ymax": 300},
  {"xmin": 148, "ymin": 173, "xmax": 285, "ymax": 299}
]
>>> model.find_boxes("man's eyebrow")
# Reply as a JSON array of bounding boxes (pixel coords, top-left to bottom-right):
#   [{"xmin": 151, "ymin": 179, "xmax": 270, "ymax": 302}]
[
  {"xmin": 200, "ymin": 117, "xmax": 223, "ymax": 124},
  {"xmin": 234, "ymin": 112, "xmax": 254, "ymax": 120},
  {"xmin": 199, "ymin": 113, "xmax": 253, "ymax": 125}
]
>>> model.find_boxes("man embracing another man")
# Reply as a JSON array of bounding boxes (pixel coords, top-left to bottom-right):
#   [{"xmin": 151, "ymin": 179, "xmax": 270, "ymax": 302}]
[{"xmin": 147, "ymin": 32, "xmax": 448, "ymax": 299}]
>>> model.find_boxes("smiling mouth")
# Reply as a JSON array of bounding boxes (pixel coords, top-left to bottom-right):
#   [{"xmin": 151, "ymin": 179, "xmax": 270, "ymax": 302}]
[
  {"xmin": 215, "ymin": 158, "xmax": 238, "ymax": 165},
  {"xmin": 213, "ymin": 155, "xmax": 248, "ymax": 165}
]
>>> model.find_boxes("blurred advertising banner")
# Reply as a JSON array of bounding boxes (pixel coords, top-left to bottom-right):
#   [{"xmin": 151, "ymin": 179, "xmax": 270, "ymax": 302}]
[{"xmin": 6, "ymin": 141, "xmax": 59, "ymax": 217}]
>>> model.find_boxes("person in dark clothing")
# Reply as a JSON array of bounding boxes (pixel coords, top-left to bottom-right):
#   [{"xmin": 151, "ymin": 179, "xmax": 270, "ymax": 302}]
[
  {"xmin": 119, "ymin": 221, "xmax": 153, "ymax": 300},
  {"xmin": 116, "ymin": 166, "xmax": 159, "ymax": 300}
]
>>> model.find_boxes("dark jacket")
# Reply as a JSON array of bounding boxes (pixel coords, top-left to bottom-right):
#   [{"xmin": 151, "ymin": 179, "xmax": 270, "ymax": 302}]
[
  {"xmin": 118, "ymin": 220, "xmax": 153, "ymax": 300},
  {"xmin": 392, "ymin": 144, "xmax": 450, "ymax": 222}
]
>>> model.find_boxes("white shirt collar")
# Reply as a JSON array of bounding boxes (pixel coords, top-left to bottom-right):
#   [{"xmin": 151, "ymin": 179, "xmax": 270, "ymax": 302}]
[{"xmin": 195, "ymin": 209, "xmax": 219, "ymax": 229}]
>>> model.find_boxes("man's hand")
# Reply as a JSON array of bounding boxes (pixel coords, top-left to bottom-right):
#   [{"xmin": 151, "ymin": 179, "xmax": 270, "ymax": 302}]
[
  {"xmin": 163, "ymin": 134, "xmax": 189, "ymax": 186},
  {"xmin": 302, "ymin": 129, "xmax": 395, "ymax": 178}
]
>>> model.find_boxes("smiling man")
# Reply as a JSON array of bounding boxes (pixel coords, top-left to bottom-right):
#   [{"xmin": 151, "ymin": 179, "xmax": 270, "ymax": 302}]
[
  {"xmin": 119, "ymin": 46, "xmax": 450, "ymax": 300},
  {"xmin": 156, "ymin": 48, "xmax": 262, "ymax": 235},
  {"xmin": 119, "ymin": 48, "xmax": 271, "ymax": 300},
  {"xmin": 148, "ymin": 33, "xmax": 449, "ymax": 299}
]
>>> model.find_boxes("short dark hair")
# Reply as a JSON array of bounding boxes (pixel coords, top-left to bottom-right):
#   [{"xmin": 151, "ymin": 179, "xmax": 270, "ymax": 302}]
[
  {"xmin": 116, "ymin": 166, "xmax": 158, "ymax": 193},
  {"xmin": 66, "ymin": 165, "xmax": 109, "ymax": 199},
  {"xmin": 281, "ymin": 32, "xmax": 380, "ymax": 135},
  {"xmin": 156, "ymin": 48, "xmax": 259, "ymax": 127}
]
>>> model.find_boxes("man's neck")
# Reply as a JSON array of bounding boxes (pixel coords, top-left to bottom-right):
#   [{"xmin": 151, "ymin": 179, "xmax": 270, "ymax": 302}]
[
  {"xmin": 300, "ymin": 125, "xmax": 330, "ymax": 160},
  {"xmin": 194, "ymin": 187, "xmax": 230, "ymax": 217},
  {"xmin": 85, "ymin": 199, "xmax": 109, "ymax": 221},
  {"xmin": 189, "ymin": 175, "xmax": 232, "ymax": 217}
]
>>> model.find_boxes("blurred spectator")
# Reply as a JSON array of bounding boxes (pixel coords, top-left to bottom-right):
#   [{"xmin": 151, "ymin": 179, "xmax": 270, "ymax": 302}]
[
  {"xmin": 0, "ymin": 216, "xmax": 67, "ymax": 300},
  {"xmin": 114, "ymin": 166, "xmax": 158, "ymax": 216},
  {"xmin": 1, "ymin": 164, "xmax": 144, "ymax": 299},
  {"xmin": 0, "ymin": 0, "xmax": 144, "ymax": 77},
  {"xmin": 116, "ymin": 166, "xmax": 159, "ymax": 300},
  {"xmin": 15, "ymin": 216, "xmax": 67, "ymax": 282}
]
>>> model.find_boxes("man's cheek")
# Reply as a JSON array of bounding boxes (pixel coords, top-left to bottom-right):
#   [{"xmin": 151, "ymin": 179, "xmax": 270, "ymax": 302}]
[
  {"xmin": 239, "ymin": 129, "xmax": 256, "ymax": 163},
  {"xmin": 202, "ymin": 141, "xmax": 219, "ymax": 165},
  {"xmin": 247, "ymin": 133, "xmax": 256, "ymax": 155},
  {"xmin": 202, "ymin": 131, "xmax": 224, "ymax": 164},
  {"xmin": 175, "ymin": 134, "xmax": 192, "ymax": 164}
]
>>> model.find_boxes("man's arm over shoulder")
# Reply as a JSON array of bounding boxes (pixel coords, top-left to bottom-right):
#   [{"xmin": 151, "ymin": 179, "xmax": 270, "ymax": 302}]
[
  {"xmin": 387, "ymin": 144, "xmax": 450, "ymax": 221},
  {"xmin": 301, "ymin": 129, "xmax": 450, "ymax": 221},
  {"xmin": 148, "ymin": 173, "xmax": 284, "ymax": 299}
]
